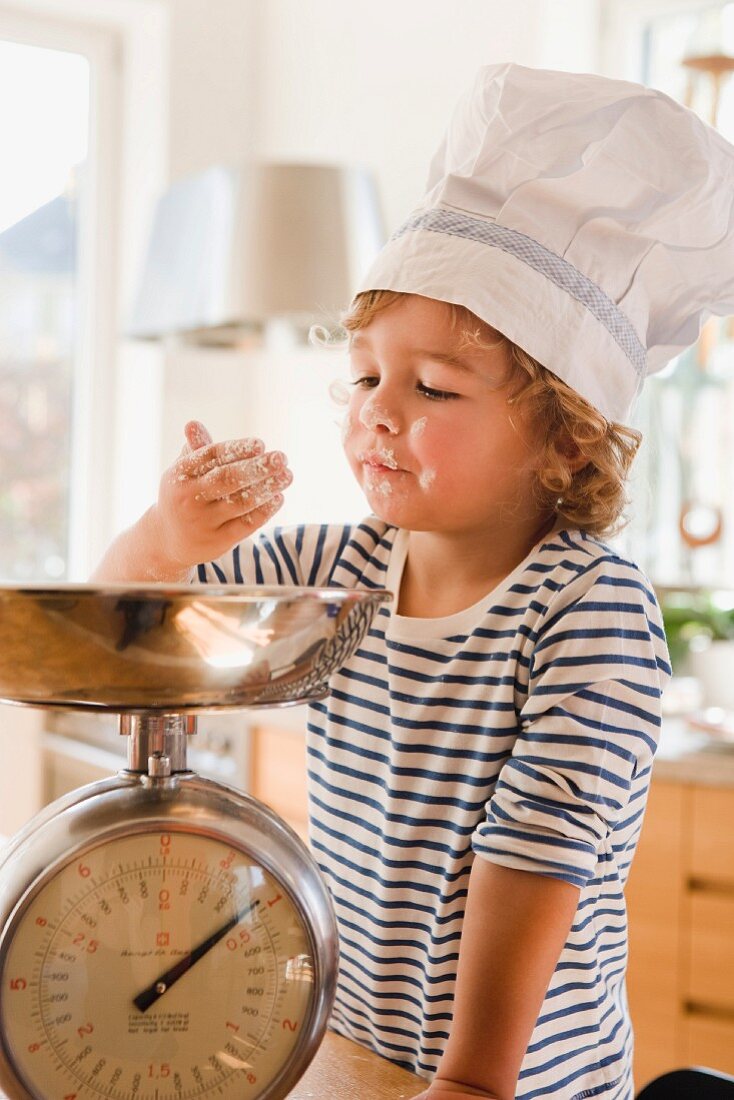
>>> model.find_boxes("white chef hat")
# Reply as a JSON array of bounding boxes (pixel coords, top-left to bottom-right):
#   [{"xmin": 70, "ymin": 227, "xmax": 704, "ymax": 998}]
[{"xmin": 353, "ymin": 62, "xmax": 734, "ymax": 424}]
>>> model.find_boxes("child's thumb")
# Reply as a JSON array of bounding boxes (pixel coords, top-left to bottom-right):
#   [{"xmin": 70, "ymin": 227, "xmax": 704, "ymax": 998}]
[{"xmin": 184, "ymin": 420, "xmax": 213, "ymax": 452}]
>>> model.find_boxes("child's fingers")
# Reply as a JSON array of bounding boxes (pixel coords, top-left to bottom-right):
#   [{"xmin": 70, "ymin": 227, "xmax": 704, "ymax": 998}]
[
  {"xmin": 216, "ymin": 492, "xmax": 285, "ymax": 545},
  {"xmin": 196, "ymin": 452, "xmax": 289, "ymax": 503},
  {"xmin": 174, "ymin": 437, "xmax": 266, "ymax": 480},
  {"xmin": 208, "ymin": 469, "xmax": 293, "ymax": 520},
  {"xmin": 179, "ymin": 420, "xmax": 213, "ymax": 458},
  {"xmin": 184, "ymin": 420, "xmax": 213, "ymax": 452}
]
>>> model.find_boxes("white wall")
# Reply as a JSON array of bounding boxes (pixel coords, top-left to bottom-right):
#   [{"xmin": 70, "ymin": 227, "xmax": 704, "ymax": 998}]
[
  {"xmin": 254, "ymin": 0, "xmax": 600, "ymax": 230},
  {"xmin": 167, "ymin": 0, "xmax": 260, "ymax": 179}
]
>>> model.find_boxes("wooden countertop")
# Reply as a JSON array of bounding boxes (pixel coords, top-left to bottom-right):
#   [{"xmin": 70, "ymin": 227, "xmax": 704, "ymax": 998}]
[
  {"xmin": 0, "ymin": 1032, "xmax": 422, "ymax": 1100},
  {"xmin": 652, "ymin": 716, "xmax": 734, "ymax": 786},
  {"xmin": 288, "ymin": 1031, "xmax": 424, "ymax": 1098}
]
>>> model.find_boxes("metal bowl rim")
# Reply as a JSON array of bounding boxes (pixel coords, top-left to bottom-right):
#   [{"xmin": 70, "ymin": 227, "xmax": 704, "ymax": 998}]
[{"xmin": 0, "ymin": 581, "xmax": 392, "ymax": 602}]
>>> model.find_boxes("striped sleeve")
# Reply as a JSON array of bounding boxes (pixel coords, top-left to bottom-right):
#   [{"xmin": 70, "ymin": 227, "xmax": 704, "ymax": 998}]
[
  {"xmin": 195, "ymin": 519, "xmax": 388, "ymax": 589},
  {"xmin": 472, "ymin": 559, "xmax": 672, "ymax": 888}
]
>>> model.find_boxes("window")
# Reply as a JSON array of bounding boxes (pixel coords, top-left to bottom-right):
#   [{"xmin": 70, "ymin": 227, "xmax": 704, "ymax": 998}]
[
  {"xmin": 0, "ymin": 40, "xmax": 88, "ymax": 580},
  {"xmin": 0, "ymin": 12, "xmax": 119, "ymax": 582},
  {"xmin": 602, "ymin": 0, "xmax": 734, "ymax": 586}
]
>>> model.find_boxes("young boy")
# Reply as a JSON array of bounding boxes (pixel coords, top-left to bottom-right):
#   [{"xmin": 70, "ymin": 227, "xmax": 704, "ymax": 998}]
[{"xmin": 94, "ymin": 64, "xmax": 734, "ymax": 1099}]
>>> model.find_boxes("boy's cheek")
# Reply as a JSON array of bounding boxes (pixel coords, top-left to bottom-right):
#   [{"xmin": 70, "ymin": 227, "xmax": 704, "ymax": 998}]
[
  {"xmin": 340, "ymin": 412, "xmax": 356, "ymax": 445},
  {"xmin": 415, "ymin": 423, "xmax": 459, "ymax": 465}
]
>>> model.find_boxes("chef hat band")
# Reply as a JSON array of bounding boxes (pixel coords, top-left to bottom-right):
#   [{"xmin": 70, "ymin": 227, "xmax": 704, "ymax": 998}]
[
  {"xmin": 354, "ymin": 63, "xmax": 734, "ymax": 425},
  {"xmin": 392, "ymin": 208, "xmax": 648, "ymax": 377}
]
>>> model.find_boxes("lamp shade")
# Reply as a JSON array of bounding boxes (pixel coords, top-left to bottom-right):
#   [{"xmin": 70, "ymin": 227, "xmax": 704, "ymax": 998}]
[{"xmin": 127, "ymin": 162, "xmax": 385, "ymax": 343}]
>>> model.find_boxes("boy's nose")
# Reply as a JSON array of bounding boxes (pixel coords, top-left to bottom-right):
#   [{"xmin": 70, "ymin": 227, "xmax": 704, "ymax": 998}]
[{"xmin": 359, "ymin": 397, "xmax": 400, "ymax": 435}]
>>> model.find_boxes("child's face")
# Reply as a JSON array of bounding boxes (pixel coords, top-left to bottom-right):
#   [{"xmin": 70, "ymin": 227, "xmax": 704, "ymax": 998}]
[{"xmin": 342, "ymin": 294, "xmax": 545, "ymax": 536}]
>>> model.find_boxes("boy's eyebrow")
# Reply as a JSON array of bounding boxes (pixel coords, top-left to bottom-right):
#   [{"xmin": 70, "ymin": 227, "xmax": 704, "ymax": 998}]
[
  {"xmin": 350, "ymin": 332, "xmax": 476, "ymax": 373},
  {"xmin": 416, "ymin": 349, "xmax": 476, "ymax": 372}
]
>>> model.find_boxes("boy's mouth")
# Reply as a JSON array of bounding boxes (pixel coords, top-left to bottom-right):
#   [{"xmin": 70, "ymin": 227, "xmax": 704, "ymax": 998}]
[{"xmin": 359, "ymin": 448, "xmax": 401, "ymax": 472}]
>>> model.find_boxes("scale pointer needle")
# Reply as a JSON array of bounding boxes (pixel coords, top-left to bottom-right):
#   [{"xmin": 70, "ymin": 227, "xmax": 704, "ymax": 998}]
[{"xmin": 133, "ymin": 898, "xmax": 260, "ymax": 1013}]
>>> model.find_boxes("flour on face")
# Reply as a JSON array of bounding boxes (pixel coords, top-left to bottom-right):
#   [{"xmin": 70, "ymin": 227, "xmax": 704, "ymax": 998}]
[
  {"xmin": 364, "ymin": 469, "xmax": 394, "ymax": 495},
  {"xmin": 374, "ymin": 447, "xmax": 399, "ymax": 469},
  {"xmin": 359, "ymin": 402, "xmax": 399, "ymax": 434}
]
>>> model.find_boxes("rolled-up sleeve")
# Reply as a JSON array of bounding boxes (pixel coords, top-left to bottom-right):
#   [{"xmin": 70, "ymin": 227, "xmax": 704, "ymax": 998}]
[{"xmin": 472, "ymin": 564, "xmax": 672, "ymax": 888}]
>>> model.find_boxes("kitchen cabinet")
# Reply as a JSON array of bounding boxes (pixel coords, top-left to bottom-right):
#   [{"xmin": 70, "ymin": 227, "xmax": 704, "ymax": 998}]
[
  {"xmin": 626, "ymin": 773, "xmax": 734, "ymax": 1090},
  {"xmin": 249, "ymin": 718, "xmax": 309, "ymax": 843},
  {"xmin": 625, "ymin": 780, "xmax": 685, "ymax": 1087}
]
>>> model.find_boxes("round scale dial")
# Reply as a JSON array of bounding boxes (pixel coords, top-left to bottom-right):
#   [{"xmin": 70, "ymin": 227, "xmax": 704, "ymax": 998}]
[{"xmin": 0, "ymin": 830, "xmax": 315, "ymax": 1100}]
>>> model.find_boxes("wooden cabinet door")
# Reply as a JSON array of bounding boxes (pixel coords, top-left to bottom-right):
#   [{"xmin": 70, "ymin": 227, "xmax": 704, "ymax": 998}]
[
  {"xmin": 684, "ymin": 782, "xmax": 734, "ymax": 1075},
  {"xmin": 249, "ymin": 722, "xmax": 309, "ymax": 843},
  {"xmin": 625, "ymin": 780, "xmax": 687, "ymax": 1091}
]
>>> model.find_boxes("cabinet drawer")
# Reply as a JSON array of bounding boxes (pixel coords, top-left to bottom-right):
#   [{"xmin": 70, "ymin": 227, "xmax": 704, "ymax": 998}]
[
  {"xmin": 691, "ymin": 786, "xmax": 734, "ymax": 884},
  {"xmin": 686, "ymin": 1015, "xmax": 734, "ymax": 1076},
  {"xmin": 687, "ymin": 894, "xmax": 734, "ymax": 1011}
]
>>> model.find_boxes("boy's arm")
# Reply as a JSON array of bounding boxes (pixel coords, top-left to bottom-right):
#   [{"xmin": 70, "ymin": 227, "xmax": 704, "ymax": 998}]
[
  {"xmin": 90, "ymin": 505, "xmax": 195, "ymax": 584},
  {"xmin": 414, "ymin": 858, "xmax": 579, "ymax": 1100}
]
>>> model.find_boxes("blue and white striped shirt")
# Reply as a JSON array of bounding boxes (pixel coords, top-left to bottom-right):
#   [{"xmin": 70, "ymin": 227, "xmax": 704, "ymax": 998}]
[{"xmin": 199, "ymin": 518, "xmax": 671, "ymax": 1100}]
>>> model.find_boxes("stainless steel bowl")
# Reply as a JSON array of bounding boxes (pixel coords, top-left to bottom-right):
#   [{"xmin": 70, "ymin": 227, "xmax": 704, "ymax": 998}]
[{"xmin": 0, "ymin": 583, "xmax": 390, "ymax": 712}]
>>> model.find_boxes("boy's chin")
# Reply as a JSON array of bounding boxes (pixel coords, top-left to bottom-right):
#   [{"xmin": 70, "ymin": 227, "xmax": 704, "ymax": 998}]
[
  {"xmin": 363, "ymin": 494, "xmax": 443, "ymax": 532},
  {"xmin": 364, "ymin": 494, "xmax": 409, "ymax": 524}
]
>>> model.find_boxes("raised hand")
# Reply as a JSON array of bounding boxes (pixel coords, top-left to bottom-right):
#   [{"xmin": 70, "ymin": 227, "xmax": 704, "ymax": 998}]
[
  {"xmin": 91, "ymin": 421, "xmax": 293, "ymax": 583},
  {"xmin": 149, "ymin": 420, "xmax": 294, "ymax": 572}
]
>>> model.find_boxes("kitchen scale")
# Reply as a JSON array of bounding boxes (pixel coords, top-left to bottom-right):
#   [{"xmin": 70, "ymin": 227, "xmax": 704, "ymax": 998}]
[{"xmin": 0, "ymin": 581, "xmax": 389, "ymax": 1100}]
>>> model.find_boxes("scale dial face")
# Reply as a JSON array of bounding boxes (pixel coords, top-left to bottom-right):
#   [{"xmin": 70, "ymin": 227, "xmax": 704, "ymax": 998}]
[{"xmin": 0, "ymin": 830, "xmax": 317, "ymax": 1100}]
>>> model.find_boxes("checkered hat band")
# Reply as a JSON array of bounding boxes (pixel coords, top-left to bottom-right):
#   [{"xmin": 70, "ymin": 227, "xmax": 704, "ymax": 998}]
[{"xmin": 391, "ymin": 209, "xmax": 646, "ymax": 378}]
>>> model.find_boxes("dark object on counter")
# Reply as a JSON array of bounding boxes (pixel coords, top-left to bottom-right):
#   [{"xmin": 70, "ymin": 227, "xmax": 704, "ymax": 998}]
[{"xmin": 637, "ymin": 1067, "xmax": 734, "ymax": 1098}]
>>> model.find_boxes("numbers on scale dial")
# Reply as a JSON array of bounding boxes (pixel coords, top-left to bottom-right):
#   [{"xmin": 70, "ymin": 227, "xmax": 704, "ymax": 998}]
[{"xmin": 1, "ymin": 831, "xmax": 314, "ymax": 1099}]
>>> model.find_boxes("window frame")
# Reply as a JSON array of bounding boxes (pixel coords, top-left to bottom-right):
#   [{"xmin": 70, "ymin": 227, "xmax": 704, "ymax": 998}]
[{"xmin": 0, "ymin": 5, "xmax": 121, "ymax": 580}]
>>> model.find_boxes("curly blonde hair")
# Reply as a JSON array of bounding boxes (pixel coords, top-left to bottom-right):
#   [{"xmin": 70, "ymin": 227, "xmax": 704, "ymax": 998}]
[{"xmin": 340, "ymin": 290, "xmax": 641, "ymax": 537}]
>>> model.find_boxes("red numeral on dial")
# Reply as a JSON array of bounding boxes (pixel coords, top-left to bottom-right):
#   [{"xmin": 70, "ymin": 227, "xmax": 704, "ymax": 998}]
[{"xmin": 148, "ymin": 1064, "xmax": 171, "ymax": 1078}]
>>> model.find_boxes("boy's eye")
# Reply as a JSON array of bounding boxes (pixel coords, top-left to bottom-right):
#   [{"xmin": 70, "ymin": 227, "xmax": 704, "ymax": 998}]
[
  {"xmin": 417, "ymin": 382, "xmax": 459, "ymax": 401},
  {"xmin": 349, "ymin": 378, "xmax": 458, "ymax": 401}
]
